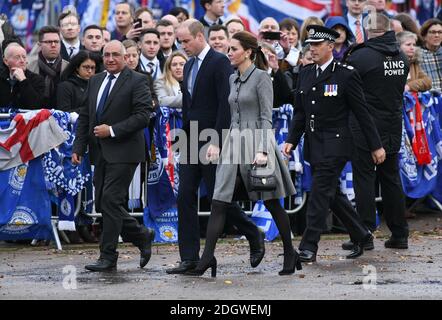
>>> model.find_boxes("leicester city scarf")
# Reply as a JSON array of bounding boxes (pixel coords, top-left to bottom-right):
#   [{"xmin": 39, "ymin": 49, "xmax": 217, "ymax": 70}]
[
  {"xmin": 42, "ymin": 111, "xmax": 90, "ymax": 231},
  {"xmin": 399, "ymin": 93, "xmax": 442, "ymax": 198},
  {"xmin": 143, "ymin": 107, "xmax": 181, "ymax": 242}
]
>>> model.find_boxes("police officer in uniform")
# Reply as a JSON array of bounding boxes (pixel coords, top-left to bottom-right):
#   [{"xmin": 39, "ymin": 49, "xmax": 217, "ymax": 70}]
[{"xmin": 283, "ymin": 25, "xmax": 386, "ymax": 263}]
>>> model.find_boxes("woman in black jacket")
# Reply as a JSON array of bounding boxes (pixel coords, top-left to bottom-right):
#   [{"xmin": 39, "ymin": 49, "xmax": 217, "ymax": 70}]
[{"xmin": 56, "ymin": 50, "xmax": 101, "ymax": 112}]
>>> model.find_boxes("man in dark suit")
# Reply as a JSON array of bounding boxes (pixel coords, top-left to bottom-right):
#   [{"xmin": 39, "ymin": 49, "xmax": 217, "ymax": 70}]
[
  {"xmin": 58, "ymin": 11, "xmax": 83, "ymax": 61},
  {"xmin": 344, "ymin": 0, "xmax": 368, "ymax": 44},
  {"xmin": 166, "ymin": 20, "xmax": 264, "ymax": 274},
  {"xmin": 283, "ymin": 25, "xmax": 386, "ymax": 263},
  {"xmin": 72, "ymin": 40, "xmax": 155, "ymax": 272},
  {"xmin": 156, "ymin": 19, "xmax": 178, "ymax": 70},
  {"xmin": 199, "ymin": 0, "xmax": 224, "ymax": 39}
]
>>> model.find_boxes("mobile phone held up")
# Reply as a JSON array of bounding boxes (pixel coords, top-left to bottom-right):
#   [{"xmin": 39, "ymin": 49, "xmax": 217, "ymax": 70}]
[
  {"xmin": 133, "ymin": 18, "xmax": 142, "ymax": 29},
  {"xmin": 262, "ymin": 31, "xmax": 281, "ymax": 40}
]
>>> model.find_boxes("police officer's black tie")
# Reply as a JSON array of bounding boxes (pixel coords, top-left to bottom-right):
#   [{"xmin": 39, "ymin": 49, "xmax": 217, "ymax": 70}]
[{"xmin": 316, "ymin": 67, "xmax": 322, "ymax": 78}]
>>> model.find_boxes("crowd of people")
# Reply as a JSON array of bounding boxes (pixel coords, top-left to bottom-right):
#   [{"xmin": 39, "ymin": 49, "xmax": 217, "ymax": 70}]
[{"xmin": 0, "ymin": 0, "xmax": 441, "ymax": 276}]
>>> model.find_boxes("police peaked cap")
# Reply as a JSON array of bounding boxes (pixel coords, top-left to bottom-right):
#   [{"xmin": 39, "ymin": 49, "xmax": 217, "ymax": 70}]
[{"xmin": 305, "ymin": 25, "xmax": 340, "ymax": 43}]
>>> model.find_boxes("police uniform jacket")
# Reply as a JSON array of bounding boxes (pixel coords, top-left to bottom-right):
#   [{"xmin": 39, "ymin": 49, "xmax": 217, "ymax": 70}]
[{"xmin": 286, "ymin": 60, "xmax": 382, "ymax": 165}]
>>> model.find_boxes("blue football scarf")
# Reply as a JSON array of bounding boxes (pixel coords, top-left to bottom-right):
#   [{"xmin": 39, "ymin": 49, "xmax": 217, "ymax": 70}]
[
  {"xmin": 340, "ymin": 162, "xmax": 355, "ymax": 202},
  {"xmin": 146, "ymin": 107, "xmax": 178, "ymax": 218},
  {"xmin": 399, "ymin": 93, "xmax": 442, "ymax": 198},
  {"xmin": 42, "ymin": 111, "xmax": 90, "ymax": 230},
  {"xmin": 251, "ymin": 200, "xmax": 281, "ymax": 241},
  {"xmin": 144, "ymin": 107, "xmax": 181, "ymax": 242},
  {"xmin": 0, "ymin": 158, "xmax": 52, "ymax": 240}
]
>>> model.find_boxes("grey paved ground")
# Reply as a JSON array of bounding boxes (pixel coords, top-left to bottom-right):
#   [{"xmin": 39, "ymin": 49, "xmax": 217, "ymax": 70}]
[{"xmin": 1, "ymin": 212, "xmax": 441, "ymax": 300}]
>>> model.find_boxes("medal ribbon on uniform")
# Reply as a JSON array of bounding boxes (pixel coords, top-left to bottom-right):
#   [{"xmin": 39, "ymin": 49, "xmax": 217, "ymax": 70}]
[{"xmin": 324, "ymin": 84, "xmax": 338, "ymax": 96}]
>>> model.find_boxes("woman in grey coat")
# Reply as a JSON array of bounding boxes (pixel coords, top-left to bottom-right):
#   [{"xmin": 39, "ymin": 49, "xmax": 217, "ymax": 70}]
[{"xmin": 185, "ymin": 31, "xmax": 301, "ymax": 277}]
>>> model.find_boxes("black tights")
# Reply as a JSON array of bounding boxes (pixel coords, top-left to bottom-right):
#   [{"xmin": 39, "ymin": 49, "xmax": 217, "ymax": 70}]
[{"xmin": 198, "ymin": 177, "xmax": 294, "ymax": 267}]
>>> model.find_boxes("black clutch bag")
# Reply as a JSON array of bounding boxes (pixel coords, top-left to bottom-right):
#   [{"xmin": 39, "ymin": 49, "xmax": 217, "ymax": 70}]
[{"xmin": 248, "ymin": 165, "xmax": 277, "ymax": 192}]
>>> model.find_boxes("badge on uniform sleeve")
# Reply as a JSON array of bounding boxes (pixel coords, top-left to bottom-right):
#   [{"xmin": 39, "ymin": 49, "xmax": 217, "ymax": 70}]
[{"xmin": 324, "ymin": 84, "xmax": 338, "ymax": 96}]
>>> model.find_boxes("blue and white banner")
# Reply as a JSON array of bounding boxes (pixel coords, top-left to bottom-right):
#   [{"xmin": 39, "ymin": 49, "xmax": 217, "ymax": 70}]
[
  {"xmin": 145, "ymin": 107, "xmax": 179, "ymax": 219},
  {"xmin": 144, "ymin": 107, "xmax": 181, "ymax": 242},
  {"xmin": 399, "ymin": 92, "xmax": 442, "ymax": 199},
  {"xmin": 0, "ymin": 158, "xmax": 52, "ymax": 240},
  {"xmin": 251, "ymin": 200, "xmax": 281, "ymax": 241},
  {"xmin": 42, "ymin": 111, "xmax": 90, "ymax": 231},
  {"xmin": 144, "ymin": 206, "xmax": 178, "ymax": 243}
]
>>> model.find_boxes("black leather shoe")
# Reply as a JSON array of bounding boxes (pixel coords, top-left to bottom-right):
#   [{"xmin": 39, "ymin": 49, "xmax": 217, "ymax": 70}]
[
  {"xmin": 166, "ymin": 260, "xmax": 199, "ymax": 274},
  {"xmin": 384, "ymin": 237, "xmax": 408, "ymax": 249},
  {"xmin": 342, "ymin": 235, "xmax": 375, "ymax": 251},
  {"xmin": 249, "ymin": 229, "xmax": 265, "ymax": 268},
  {"xmin": 346, "ymin": 243, "xmax": 364, "ymax": 259},
  {"xmin": 85, "ymin": 258, "xmax": 117, "ymax": 272},
  {"xmin": 140, "ymin": 228, "xmax": 155, "ymax": 268},
  {"xmin": 299, "ymin": 249, "xmax": 316, "ymax": 263},
  {"xmin": 184, "ymin": 257, "xmax": 217, "ymax": 277},
  {"xmin": 346, "ymin": 232, "xmax": 373, "ymax": 259}
]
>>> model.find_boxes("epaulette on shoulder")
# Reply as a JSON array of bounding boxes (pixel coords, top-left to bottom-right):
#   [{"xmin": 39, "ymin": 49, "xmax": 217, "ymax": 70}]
[{"xmin": 336, "ymin": 61, "xmax": 354, "ymax": 71}]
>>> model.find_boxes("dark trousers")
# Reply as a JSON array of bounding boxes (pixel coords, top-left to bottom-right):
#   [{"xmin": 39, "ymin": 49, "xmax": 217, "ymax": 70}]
[
  {"xmin": 352, "ymin": 148, "xmax": 409, "ymax": 238},
  {"xmin": 94, "ymin": 156, "xmax": 149, "ymax": 261},
  {"xmin": 299, "ymin": 159, "xmax": 370, "ymax": 253},
  {"xmin": 177, "ymin": 162, "xmax": 259, "ymax": 261}
]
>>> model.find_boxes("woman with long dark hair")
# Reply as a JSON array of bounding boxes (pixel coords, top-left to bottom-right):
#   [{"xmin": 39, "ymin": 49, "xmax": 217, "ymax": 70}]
[
  {"xmin": 185, "ymin": 31, "xmax": 301, "ymax": 277},
  {"xmin": 57, "ymin": 50, "xmax": 101, "ymax": 112}
]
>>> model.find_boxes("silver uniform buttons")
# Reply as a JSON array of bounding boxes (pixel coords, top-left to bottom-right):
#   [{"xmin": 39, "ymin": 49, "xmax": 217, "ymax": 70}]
[{"xmin": 312, "ymin": 101, "xmax": 315, "ymax": 104}]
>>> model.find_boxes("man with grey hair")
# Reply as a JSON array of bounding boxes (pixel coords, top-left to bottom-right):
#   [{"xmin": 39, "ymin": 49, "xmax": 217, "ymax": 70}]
[
  {"xmin": 343, "ymin": 13, "xmax": 410, "ymax": 251},
  {"xmin": 72, "ymin": 40, "xmax": 155, "ymax": 272},
  {"xmin": 0, "ymin": 42, "xmax": 45, "ymax": 109},
  {"xmin": 166, "ymin": 19, "xmax": 264, "ymax": 275},
  {"xmin": 258, "ymin": 17, "xmax": 287, "ymax": 60}
]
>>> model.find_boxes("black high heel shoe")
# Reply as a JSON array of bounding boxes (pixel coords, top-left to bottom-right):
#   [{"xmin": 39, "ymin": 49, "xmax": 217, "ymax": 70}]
[
  {"xmin": 279, "ymin": 250, "xmax": 302, "ymax": 276},
  {"xmin": 184, "ymin": 257, "xmax": 217, "ymax": 277}
]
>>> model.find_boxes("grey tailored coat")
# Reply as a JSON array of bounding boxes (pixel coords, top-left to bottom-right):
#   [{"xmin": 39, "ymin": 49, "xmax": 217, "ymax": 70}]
[{"xmin": 213, "ymin": 64, "xmax": 295, "ymax": 202}]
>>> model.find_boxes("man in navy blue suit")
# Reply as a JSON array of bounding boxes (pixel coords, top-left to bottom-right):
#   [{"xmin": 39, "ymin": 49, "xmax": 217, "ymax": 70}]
[
  {"xmin": 166, "ymin": 19, "xmax": 264, "ymax": 274},
  {"xmin": 344, "ymin": 0, "xmax": 368, "ymax": 44}
]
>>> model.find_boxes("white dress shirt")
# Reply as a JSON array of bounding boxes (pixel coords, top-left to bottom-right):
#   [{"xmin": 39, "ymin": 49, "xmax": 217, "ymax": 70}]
[
  {"xmin": 97, "ymin": 71, "xmax": 121, "ymax": 137},
  {"xmin": 187, "ymin": 44, "xmax": 211, "ymax": 92},
  {"xmin": 317, "ymin": 56, "xmax": 334, "ymax": 73},
  {"xmin": 140, "ymin": 55, "xmax": 162, "ymax": 80},
  {"xmin": 62, "ymin": 38, "xmax": 81, "ymax": 58}
]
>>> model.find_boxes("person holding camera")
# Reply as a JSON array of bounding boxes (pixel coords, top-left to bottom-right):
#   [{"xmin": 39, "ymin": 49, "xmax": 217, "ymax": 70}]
[{"xmin": 184, "ymin": 31, "xmax": 300, "ymax": 278}]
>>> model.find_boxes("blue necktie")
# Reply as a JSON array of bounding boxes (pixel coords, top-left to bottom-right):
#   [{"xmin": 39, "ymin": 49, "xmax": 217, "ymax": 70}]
[
  {"xmin": 96, "ymin": 74, "xmax": 115, "ymax": 123},
  {"xmin": 190, "ymin": 57, "xmax": 199, "ymax": 95}
]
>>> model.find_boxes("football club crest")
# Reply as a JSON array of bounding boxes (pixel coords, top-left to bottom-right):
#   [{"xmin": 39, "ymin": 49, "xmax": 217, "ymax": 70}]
[
  {"xmin": 60, "ymin": 198, "xmax": 72, "ymax": 217},
  {"xmin": 8, "ymin": 164, "xmax": 28, "ymax": 192},
  {"xmin": 159, "ymin": 225, "xmax": 178, "ymax": 242},
  {"xmin": 0, "ymin": 206, "xmax": 37, "ymax": 235}
]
